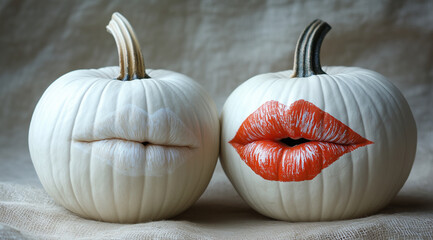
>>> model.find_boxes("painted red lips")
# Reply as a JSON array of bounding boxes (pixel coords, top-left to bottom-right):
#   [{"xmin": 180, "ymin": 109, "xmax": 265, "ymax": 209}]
[{"xmin": 229, "ymin": 100, "xmax": 373, "ymax": 182}]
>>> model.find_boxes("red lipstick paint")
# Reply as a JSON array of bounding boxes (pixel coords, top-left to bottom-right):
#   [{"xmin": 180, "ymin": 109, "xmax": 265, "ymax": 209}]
[{"xmin": 229, "ymin": 100, "xmax": 373, "ymax": 182}]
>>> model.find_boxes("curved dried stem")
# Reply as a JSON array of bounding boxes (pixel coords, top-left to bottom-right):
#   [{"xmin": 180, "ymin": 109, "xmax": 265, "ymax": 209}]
[
  {"xmin": 291, "ymin": 19, "xmax": 331, "ymax": 78},
  {"xmin": 106, "ymin": 12, "xmax": 149, "ymax": 80}
]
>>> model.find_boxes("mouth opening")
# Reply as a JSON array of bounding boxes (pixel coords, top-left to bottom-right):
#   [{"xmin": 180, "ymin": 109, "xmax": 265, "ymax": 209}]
[
  {"xmin": 279, "ymin": 137, "xmax": 311, "ymax": 147},
  {"xmin": 74, "ymin": 138, "xmax": 196, "ymax": 150}
]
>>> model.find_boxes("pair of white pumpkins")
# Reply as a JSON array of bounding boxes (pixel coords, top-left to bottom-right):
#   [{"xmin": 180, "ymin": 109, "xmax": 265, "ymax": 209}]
[{"xmin": 29, "ymin": 13, "xmax": 416, "ymax": 223}]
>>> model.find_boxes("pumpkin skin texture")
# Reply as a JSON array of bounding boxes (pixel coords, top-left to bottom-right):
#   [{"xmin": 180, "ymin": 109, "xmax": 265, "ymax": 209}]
[
  {"xmin": 220, "ymin": 20, "xmax": 417, "ymax": 221},
  {"xmin": 29, "ymin": 67, "xmax": 219, "ymax": 223},
  {"xmin": 28, "ymin": 13, "xmax": 219, "ymax": 223}
]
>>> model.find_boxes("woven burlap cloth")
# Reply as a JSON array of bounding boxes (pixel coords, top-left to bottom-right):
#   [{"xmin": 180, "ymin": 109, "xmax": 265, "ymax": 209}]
[{"xmin": 1, "ymin": 0, "xmax": 432, "ymax": 239}]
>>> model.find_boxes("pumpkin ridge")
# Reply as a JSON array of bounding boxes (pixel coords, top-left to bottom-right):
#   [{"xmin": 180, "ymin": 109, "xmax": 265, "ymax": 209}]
[
  {"xmin": 42, "ymin": 79, "xmax": 80, "ymax": 207},
  {"xmin": 335, "ymin": 74, "xmax": 374, "ymax": 218},
  {"xmin": 67, "ymin": 80, "xmax": 102, "ymax": 216},
  {"xmin": 353, "ymin": 73, "xmax": 409, "ymax": 214},
  {"xmin": 87, "ymin": 78, "xmax": 114, "ymax": 221}
]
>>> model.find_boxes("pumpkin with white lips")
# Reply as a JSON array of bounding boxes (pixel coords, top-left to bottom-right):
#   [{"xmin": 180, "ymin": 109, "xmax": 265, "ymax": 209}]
[
  {"xmin": 28, "ymin": 13, "xmax": 219, "ymax": 223},
  {"xmin": 220, "ymin": 19, "xmax": 417, "ymax": 221}
]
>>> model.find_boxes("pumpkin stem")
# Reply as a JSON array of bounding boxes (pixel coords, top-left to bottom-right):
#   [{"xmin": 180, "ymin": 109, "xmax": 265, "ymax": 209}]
[
  {"xmin": 291, "ymin": 19, "xmax": 331, "ymax": 78},
  {"xmin": 106, "ymin": 12, "xmax": 150, "ymax": 80}
]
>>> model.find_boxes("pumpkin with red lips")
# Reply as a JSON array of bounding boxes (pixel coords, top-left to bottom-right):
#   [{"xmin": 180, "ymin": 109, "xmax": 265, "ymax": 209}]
[
  {"xmin": 28, "ymin": 13, "xmax": 219, "ymax": 223},
  {"xmin": 220, "ymin": 19, "xmax": 417, "ymax": 221}
]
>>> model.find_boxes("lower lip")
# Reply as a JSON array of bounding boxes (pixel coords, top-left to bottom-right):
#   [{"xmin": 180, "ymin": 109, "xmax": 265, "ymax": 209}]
[
  {"xmin": 73, "ymin": 139, "xmax": 193, "ymax": 177},
  {"xmin": 231, "ymin": 140, "xmax": 370, "ymax": 181}
]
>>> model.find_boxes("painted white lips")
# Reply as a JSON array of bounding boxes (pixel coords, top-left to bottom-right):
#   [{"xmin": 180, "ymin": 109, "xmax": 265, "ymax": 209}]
[{"xmin": 73, "ymin": 105, "xmax": 199, "ymax": 176}]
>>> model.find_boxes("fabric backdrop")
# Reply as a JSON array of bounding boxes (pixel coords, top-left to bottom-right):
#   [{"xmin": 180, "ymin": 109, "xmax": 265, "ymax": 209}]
[{"xmin": 1, "ymin": 0, "xmax": 432, "ymax": 239}]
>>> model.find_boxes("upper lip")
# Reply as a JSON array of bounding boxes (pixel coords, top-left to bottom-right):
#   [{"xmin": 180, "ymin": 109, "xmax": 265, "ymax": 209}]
[
  {"xmin": 73, "ymin": 105, "xmax": 199, "ymax": 149},
  {"xmin": 229, "ymin": 100, "xmax": 373, "ymax": 182}
]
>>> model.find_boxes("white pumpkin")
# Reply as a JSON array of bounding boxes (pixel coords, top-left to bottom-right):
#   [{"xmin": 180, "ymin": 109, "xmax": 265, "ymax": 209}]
[
  {"xmin": 220, "ymin": 19, "xmax": 417, "ymax": 221},
  {"xmin": 28, "ymin": 13, "xmax": 219, "ymax": 223}
]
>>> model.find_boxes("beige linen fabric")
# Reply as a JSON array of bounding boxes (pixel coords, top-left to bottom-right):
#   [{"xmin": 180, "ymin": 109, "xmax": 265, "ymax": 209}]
[{"xmin": 1, "ymin": 0, "xmax": 432, "ymax": 239}]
